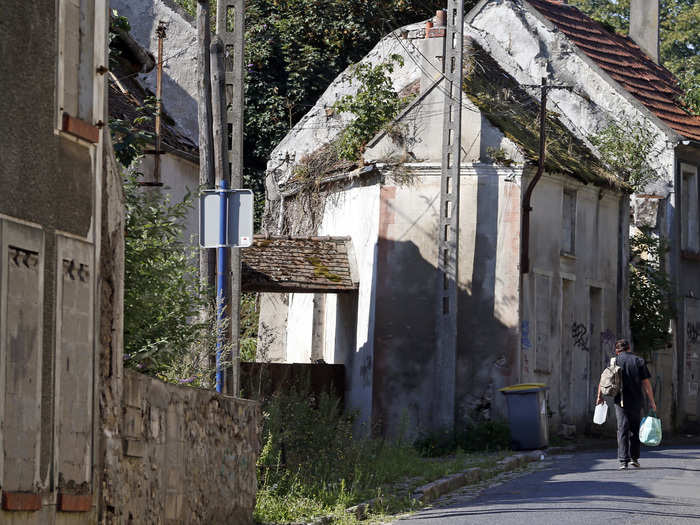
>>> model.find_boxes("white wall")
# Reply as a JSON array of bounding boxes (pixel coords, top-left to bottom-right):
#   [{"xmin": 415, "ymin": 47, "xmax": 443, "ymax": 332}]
[
  {"xmin": 276, "ymin": 182, "xmax": 381, "ymax": 430},
  {"xmin": 133, "ymin": 153, "xmax": 200, "ymax": 246}
]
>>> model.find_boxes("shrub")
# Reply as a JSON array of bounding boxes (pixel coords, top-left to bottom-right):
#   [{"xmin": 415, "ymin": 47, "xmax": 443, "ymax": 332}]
[{"xmin": 413, "ymin": 421, "xmax": 511, "ymax": 458}]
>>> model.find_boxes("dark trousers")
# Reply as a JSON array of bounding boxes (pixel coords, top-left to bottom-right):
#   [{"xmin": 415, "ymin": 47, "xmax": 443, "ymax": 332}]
[{"xmin": 615, "ymin": 404, "xmax": 642, "ymax": 463}]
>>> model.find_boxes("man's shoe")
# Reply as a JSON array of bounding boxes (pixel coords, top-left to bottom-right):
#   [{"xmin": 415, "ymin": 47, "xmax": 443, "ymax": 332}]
[
  {"xmin": 630, "ymin": 460, "xmax": 640, "ymax": 468},
  {"xmin": 619, "ymin": 463, "xmax": 628, "ymax": 470}
]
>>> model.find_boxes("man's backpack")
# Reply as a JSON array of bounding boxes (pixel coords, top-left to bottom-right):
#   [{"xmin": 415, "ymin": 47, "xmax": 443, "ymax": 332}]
[{"xmin": 600, "ymin": 357, "xmax": 623, "ymax": 399}]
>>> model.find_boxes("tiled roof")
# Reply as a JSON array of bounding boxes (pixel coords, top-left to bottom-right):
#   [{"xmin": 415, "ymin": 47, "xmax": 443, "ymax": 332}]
[
  {"xmin": 108, "ymin": 63, "xmax": 199, "ymax": 161},
  {"xmin": 526, "ymin": 0, "xmax": 700, "ymax": 141},
  {"xmin": 241, "ymin": 236, "xmax": 358, "ymax": 293}
]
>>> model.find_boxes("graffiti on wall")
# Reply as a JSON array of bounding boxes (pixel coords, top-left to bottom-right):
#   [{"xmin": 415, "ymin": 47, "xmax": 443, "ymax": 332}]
[
  {"xmin": 571, "ymin": 322, "xmax": 589, "ymax": 352},
  {"xmin": 600, "ymin": 329, "xmax": 616, "ymax": 356},
  {"xmin": 521, "ymin": 320, "xmax": 532, "ymax": 349},
  {"xmin": 521, "ymin": 320, "xmax": 531, "ymax": 375}
]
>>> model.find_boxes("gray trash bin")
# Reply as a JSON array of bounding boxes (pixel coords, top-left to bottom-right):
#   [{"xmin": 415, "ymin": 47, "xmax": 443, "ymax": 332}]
[{"xmin": 499, "ymin": 383, "xmax": 549, "ymax": 450}]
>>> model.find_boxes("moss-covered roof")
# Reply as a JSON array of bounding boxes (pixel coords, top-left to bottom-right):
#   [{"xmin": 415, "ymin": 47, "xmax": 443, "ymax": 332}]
[{"xmin": 463, "ymin": 43, "xmax": 628, "ymax": 191}]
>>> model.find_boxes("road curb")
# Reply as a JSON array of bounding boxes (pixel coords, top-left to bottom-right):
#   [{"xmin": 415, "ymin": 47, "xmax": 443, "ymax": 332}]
[
  {"xmin": 341, "ymin": 449, "xmax": 545, "ymax": 521},
  {"xmin": 411, "ymin": 450, "xmax": 544, "ymax": 504}
]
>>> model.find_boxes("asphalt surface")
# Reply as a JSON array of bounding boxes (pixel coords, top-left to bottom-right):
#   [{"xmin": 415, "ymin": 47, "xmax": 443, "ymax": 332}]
[{"xmin": 395, "ymin": 446, "xmax": 700, "ymax": 524}]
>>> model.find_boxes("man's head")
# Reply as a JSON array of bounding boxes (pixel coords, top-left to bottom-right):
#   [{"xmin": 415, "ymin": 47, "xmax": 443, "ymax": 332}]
[{"xmin": 615, "ymin": 339, "xmax": 631, "ymax": 354}]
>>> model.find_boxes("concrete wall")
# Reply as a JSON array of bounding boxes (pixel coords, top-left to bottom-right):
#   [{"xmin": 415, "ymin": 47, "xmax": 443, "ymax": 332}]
[
  {"xmin": 674, "ymin": 145, "xmax": 700, "ymax": 429},
  {"xmin": 121, "ymin": 370, "xmax": 260, "ymax": 524},
  {"xmin": 367, "ymin": 166, "xmax": 522, "ymax": 437},
  {"xmin": 521, "ymin": 173, "xmax": 621, "ymax": 433},
  {"xmin": 261, "ymin": 181, "xmax": 381, "ymax": 431},
  {"xmin": 456, "ymin": 167, "xmax": 522, "ymax": 426}
]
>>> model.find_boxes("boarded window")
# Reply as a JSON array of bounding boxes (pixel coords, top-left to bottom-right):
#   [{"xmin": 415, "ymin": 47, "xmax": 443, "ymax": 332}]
[
  {"xmin": 561, "ymin": 190, "xmax": 576, "ymax": 255},
  {"xmin": 681, "ymin": 163, "xmax": 699, "ymax": 252},
  {"xmin": 0, "ymin": 221, "xmax": 44, "ymax": 492},
  {"xmin": 57, "ymin": 0, "xmax": 96, "ymax": 125},
  {"xmin": 54, "ymin": 236, "xmax": 94, "ymax": 492},
  {"xmin": 534, "ymin": 273, "xmax": 551, "ymax": 374}
]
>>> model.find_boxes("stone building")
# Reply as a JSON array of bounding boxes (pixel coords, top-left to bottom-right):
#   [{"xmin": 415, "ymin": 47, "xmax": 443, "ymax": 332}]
[
  {"xmin": 464, "ymin": 0, "xmax": 700, "ymax": 433},
  {"xmin": 259, "ymin": 22, "xmax": 627, "ymax": 438},
  {"xmin": 0, "ymin": 1, "xmax": 259, "ymax": 522},
  {"xmin": 259, "ymin": 0, "xmax": 700, "ymax": 437}
]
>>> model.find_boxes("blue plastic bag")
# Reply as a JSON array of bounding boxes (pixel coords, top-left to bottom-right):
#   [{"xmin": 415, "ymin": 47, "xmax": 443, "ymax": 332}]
[{"xmin": 639, "ymin": 411, "xmax": 662, "ymax": 446}]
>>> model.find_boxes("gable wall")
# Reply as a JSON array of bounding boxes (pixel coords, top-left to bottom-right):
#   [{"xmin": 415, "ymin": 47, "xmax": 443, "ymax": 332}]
[{"xmin": 467, "ymin": 0, "xmax": 675, "ymax": 190}]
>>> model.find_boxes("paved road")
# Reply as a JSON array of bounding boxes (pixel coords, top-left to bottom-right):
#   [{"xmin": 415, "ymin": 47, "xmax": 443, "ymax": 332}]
[{"xmin": 396, "ymin": 446, "xmax": 700, "ymax": 525}]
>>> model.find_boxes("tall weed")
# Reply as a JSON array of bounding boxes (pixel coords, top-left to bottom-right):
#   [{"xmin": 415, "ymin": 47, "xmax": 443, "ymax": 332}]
[{"xmin": 255, "ymin": 385, "xmax": 509, "ymax": 523}]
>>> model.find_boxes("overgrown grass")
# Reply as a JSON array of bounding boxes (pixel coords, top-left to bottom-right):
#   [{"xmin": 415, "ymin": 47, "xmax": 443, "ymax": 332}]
[{"xmin": 254, "ymin": 385, "xmax": 510, "ymax": 523}]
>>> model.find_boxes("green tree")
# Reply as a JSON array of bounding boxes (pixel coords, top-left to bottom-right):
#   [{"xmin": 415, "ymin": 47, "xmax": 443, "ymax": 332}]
[
  {"xmin": 570, "ymin": 0, "xmax": 700, "ymax": 113},
  {"xmin": 629, "ymin": 229, "xmax": 674, "ymax": 359},
  {"xmin": 333, "ymin": 55, "xmax": 407, "ymax": 160},
  {"xmin": 122, "ymin": 176, "xmax": 205, "ymax": 371}
]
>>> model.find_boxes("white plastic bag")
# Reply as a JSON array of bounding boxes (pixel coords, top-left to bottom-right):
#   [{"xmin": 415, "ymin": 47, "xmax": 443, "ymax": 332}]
[
  {"xmin": 593, "ymin": 401, "xmax": 608, "ymax": 425},
  {"xmin": 640, "ymin": 412, "xmax": 662, "ymax": 446}
]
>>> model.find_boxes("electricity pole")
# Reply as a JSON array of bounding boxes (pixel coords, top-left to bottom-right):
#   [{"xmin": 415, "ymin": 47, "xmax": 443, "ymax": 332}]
[
  {"xmin": 434, "ymin": 0, "xmax": 464, "ymax": 432},
  {"xmin": 216, "ymin": 1, "xmax": 245, "ymax": 396}
]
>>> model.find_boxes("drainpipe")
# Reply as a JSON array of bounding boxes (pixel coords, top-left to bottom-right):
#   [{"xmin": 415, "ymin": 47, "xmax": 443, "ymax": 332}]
[
  {"xmin": 520, "ymin": 78, "xmax": 548, "ymax": 274},
  {"xmin": 154, "ymin": 21, "xmax": 167, "ymax": 184}
]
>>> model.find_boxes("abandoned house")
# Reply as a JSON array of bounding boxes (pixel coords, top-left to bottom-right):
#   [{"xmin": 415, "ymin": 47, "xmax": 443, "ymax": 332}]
[
  {"xmin": 463, "ymin": 0, "xmax": 700, "ymax": 433},
  {"xmin": 0, "ymin": 1, "xmax": 258, "ymax": 522},
  {"xmin": 259, "ymin": 0, "xmax": 700, "ymax": 437},
  {"xmin": 258, "ymin": 21, "xmax": 626, "ymax": 438}
]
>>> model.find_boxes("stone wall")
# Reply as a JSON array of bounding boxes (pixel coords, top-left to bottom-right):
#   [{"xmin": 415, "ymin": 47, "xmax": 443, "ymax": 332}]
[{"xmin": 120, "ymin": 370, "xmax": 261, "ymax": 525}]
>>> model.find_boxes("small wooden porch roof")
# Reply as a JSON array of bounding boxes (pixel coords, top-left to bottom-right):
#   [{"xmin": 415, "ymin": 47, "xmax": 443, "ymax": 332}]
[{"xmin": 241, "ymin": 236, "xmax": 359, "ymax": 293}]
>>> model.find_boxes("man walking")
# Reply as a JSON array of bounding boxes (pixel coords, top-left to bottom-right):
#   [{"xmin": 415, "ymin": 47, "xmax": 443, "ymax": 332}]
[{"xmin": 596, "ymin": 339, "xmax": 657, "ymax": 469}]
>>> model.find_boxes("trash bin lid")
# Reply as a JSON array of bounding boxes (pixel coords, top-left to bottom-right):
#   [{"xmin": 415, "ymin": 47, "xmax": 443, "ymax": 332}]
[{"xmin": 499, "ymin": 383, "xmax": 548, "ymax": 394}]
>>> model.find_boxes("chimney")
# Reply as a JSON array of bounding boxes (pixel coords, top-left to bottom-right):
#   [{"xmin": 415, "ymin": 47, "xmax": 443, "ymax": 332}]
[{"xmin": 629, "ymin": 0, "xmax": 659, "ymax": 63}]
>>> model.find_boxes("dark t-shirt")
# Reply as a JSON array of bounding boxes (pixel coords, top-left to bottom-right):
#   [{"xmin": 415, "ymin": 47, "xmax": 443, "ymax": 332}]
[{"xmin": 613, "ymin": 351, "xmax": 651, "ymax": 409}]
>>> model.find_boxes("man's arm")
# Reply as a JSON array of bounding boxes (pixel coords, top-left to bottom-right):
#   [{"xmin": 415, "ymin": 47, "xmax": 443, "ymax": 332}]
[
  {"xmin": 642, "ymin": 378, "xmax": 657, "ymax": 411},
  {"xmin": 596, "ymin": 382, "xmax": 603, "ymax": 405}
]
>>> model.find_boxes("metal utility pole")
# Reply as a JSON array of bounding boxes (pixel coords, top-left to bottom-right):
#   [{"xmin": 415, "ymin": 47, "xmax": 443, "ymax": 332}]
[
  {"xmin": 434, "ymin": 0, "xmax": 464, "ymax": 432},
  {"xmin": 216, "ymin": 1, "xmax": 245, "ymax": 396},
  {"xmin": 154, "ymin": 21, "xmax": 167, "ymax": 183},
  {"xmin": 197, "ymin": 0, "xmax": 216, "ymax": 313}
]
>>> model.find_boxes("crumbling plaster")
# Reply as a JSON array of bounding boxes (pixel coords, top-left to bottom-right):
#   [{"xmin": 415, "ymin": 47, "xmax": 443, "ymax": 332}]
[
  {"xmin": 267, "ymin": 23, "xmax": 425, "ymax": 185},
  {"xmin": 466, "ymin": 0, "xmax": 676, "ymax": 196}
]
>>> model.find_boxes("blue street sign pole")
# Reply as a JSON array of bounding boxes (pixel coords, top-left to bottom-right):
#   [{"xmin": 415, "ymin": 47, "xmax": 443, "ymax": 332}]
[{"xmin": 215, "ymin": 180, "xmax": 229, "ymax": 393}]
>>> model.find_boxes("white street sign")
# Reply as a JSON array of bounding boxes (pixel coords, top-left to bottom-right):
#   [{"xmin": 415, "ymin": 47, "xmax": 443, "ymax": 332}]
[{"xmin": 199, "ymin": 189, "xmax": 254, "ymax": 248}]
